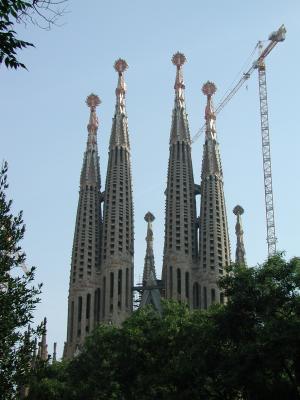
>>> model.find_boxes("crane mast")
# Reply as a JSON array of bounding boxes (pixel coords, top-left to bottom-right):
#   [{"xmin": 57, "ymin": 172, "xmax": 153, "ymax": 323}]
[
  {"xmin": 192, "ymin": 24, "xmax": 286, "ymax": 257},
  {"xmin": 257, "ymin": 53, "xmax": 277, "ymax": 256}
]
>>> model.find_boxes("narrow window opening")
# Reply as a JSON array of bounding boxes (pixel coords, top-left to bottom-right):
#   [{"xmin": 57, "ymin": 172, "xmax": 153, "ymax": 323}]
[
  {"xmin": 185, "ymin": 272, "xmax": 190, "ymax": 298},
  {"xmin": 177, "ymin": 268, "xmax": 181, "ymax": 295}
]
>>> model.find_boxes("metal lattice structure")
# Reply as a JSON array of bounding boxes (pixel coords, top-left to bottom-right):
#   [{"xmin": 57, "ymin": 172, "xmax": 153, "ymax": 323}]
[
  {"xmin": 192, "ymin": 24, "xmax": 286, "ymax": 257},
  {"xmin": 258, "ymin": 60, "xmax": 277, "ymax": 256}
]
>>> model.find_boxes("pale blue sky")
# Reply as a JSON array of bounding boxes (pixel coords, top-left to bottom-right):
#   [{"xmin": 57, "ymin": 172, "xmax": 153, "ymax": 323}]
[{"xmin": 1, "ymin": 0, "xmax": 299, "ymax": 358}]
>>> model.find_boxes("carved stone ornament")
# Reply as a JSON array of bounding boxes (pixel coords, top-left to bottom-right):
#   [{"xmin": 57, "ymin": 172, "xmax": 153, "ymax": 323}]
[
  {"xmin": 233, "ymin": 205, "xmax": 244, "ymax": 215},
  {"xmin": 144, "ymin": 211, "xmax": 155, "ymax": 223}
]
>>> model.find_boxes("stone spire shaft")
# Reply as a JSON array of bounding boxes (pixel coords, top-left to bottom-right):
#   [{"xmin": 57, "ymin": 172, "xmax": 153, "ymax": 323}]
[
  {"xmin": 198, "ymin": 82, "xmax": 231, "ymax": 308},
  {"xmin": 140, "ymin": 213, "xmax": 161, "ymax": 313},
  {"xmin": 52, "ymin": 342, "xmax": 57, "ymax": 363},
  {"xmin": 109, "ymin": 59, "xmax": 130, "ymax": 149},
  {"xmin": 40, "ymin": 317, "xmax": 48, "ymax": 361},
  {"xmin": 143, "ymin": 212, "xmax": 156, "ymax": 284},
  {"xmin": 162, "ymin": 53, "xmax": 198, "ymax": 304},
  {"xmin": 101, "ymin": 59, "xmax": 134, "ymax": 325},
  {"xmin": 65, "ymin": 95, "xmax": 102, "ymax": 359},
  {"xmin": 233, "ymin": 205, "xmax": 246, "ymax": 265}
]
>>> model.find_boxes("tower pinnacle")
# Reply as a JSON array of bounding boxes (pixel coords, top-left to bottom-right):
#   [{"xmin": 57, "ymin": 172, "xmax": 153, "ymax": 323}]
[
  {"xmin": 65, "ymin": 94, "xmax": 102, "ymax": 359},
  {"xmin": 202, "ymin": 81, "xmax": 217, "ymax": 140},
  {"xmin": 172, "ymin": 52, "xmax": 186, "ymax": 109},
  {"xmin": 162, "ymin": 52, "xmax": 197, "ymax": 304},
  {"xmin": 86, "ymin": 94, "xmax": 101, "ymax": 137},
  {"xmin": 169, "ymin": 52, "xmax": 190, "ymax": 144},
  {"xmin": 40, "ymin": 317, "xmax": 48, "ymax": 361},
  {"xmin": 114, "ymin": 58, "xmax": 128, "ymax": 115},
  {"xmin": 143, "ymin": 212, "xmax": 156, "ymax": 284},
  {"xmin": 198, "ymin": 80, "xmax": 231, "ymax": 299},
  {"xmin": 141, "ymin": 212, "xmax": 161, "ymax": 313},
  {"xmin": 109, "ymin": 59, "xmax": 130, "ymax": 149},
  {"xmin": 101, "ymin": 58, "xmax": 134, "ymax": 324},
  {"xmin": 233, "ymin": 205, "xmax": 246, "ymax": 265}
]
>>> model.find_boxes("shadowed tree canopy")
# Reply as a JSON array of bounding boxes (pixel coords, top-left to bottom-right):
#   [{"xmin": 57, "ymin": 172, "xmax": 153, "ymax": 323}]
[
  {"xmin": 28, "ymin": 254, "xmax": 300, "ymax": 400},
  {"xmin": 0, "ymin": 0, "xmax": 67, "ymax": 69},
  {"xmin": 0, "ymin": 162, "xmax": 42, "ymax": 400}
]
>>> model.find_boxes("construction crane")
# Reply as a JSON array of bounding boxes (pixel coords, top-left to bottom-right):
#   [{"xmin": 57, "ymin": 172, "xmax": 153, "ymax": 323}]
[{"xmin": 192, "ymin": 24, "xmax": 286, "ymax": 257}]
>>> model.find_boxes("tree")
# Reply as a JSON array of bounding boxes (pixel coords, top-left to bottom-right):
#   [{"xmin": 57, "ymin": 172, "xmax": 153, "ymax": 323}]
[
  {"xmin": 0, "ymin": 0, "xmax": 67, "ymax": 69},
  {"xmin": 0, "ymin": 162, "xmax": 42, "ymax": 400},
  {"xmin": 27, "ymin": 255, "xmax": 300, "ymax": 400},
  {"xmin": 217, "ymin": 255, "xmax": 300, "ymax": 399},
  {"xmin": 27, "ymin": 360, "xmax": 72, "ymax": 400}
]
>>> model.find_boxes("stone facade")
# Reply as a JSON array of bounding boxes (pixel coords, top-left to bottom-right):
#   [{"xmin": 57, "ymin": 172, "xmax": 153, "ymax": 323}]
[
  {"xmin": 162, "ymin": 53, "xmax": 198, "ymax": 305},
  {"xmin": 162, "ymin": 63, "xmax": 231, "ymax": 310},
  {"xmin": 65, "ymin": 55, "xmax": 235, "ymax": 358},
  {"xmin": 65, "ymin": 62, "xmax": 134, "ymax": 359},
  {"xmin": 195, "ymin": 82, "xmax": 231, "ymax": 309},
  {"xmin": 100, "ymin": 59, "xmax": 134, "ymax": 325},
  {"xmin": 65, "ymin": 94, "xmax": 103, "ymax": 358}
]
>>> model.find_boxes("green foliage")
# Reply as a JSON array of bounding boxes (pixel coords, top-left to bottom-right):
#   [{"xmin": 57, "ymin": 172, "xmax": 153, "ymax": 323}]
[
  {"xmin": 27, "ymin": 360, "xmax": 73, "ymax": 400},
  {"xmin": 28, "ymin": 254, "xmax": 300, "ymax": 399},
  {"xmin": 0, "ymin": 0, "xmax": 67, "ymax": 69},
  {"xmin": 0, "ymin": 162, "xmax": 42, "ymax": 399},
  {"xmin": 0, "ymin": 0, "xmax": 34, "ymax": 69}
]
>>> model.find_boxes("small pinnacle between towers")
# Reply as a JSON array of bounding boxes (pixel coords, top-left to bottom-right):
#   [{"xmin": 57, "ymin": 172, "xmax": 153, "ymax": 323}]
[
  {"xmin": 144, "ymin": 212, "xmax": 155, "ymax": 223},
  {"xmin": 202, "ymin": 81, "xmax": 217, "ymax": 96},
  {"xmin": 233, "ymin": 205, "xmax": 244, "ymax": 215},
  {"xmin": 86, "ymin": 94, "xmax": 101, "ymax": 109},
  {"xmin": 172, "ymin": 52, "xmax": 186, "ymax": 68},
  {"xmin": 114, "ymin": 58, "xmax": 128, "ymax": 74}
]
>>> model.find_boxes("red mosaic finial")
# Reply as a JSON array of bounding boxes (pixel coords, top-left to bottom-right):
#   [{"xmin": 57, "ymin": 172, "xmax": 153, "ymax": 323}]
[
  {"xmin": 114, "ymin": 58, "xmax": 128, "ymax": 74},
  {"xmin": 202, "ymin": 81, "xmax": 217, "ymax": 97},
  {"xmin": 172, "ymin": 52, "xmax": 186, "ymax": 68},
  {"xmin": 86, "ymin": 94, "xmax": 101, "ymax": 109}
]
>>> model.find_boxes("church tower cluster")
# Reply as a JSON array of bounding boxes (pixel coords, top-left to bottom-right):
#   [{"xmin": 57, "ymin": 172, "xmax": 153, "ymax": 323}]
[
  {"xmin": 65, "ymin": 53, "xmax": 246, "ymax": 358},
  {"xmin": 65, "ymin": 60, "xmax": 134, "ymax": 359}
]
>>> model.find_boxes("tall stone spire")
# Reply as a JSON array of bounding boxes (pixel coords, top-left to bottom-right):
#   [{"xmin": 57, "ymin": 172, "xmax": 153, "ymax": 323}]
[
  {"xmin": 162, "ymin": 53, "xmax": 198, "ymax": 304},
  {"xmin": 233, "ymin": 205, "xmax": 246, "ymax": 265},
  {"xmin": 52, "ymin": 342, "xmax": 57, "ymax": 363},
  {"xmin": 198, "ymin": 82, "xmax": 231, "ymax": 308},
  {"xmin": 40, "ymin": 317, "xmax": 48, "ymax": 361},
  {"xmin": 142, "ymin": 212, "xmax": 156, "ymax": 284},
  {"xmin": 65, "ymin": 95, "xmax": 102, "ymax": 359},
  {"xmin": 140, "ymin": 212, "xmax": 161, "ymax": 313},
  {"xmin": 101, "ymin": 59, "xmax": 134, "ymax": 325}
]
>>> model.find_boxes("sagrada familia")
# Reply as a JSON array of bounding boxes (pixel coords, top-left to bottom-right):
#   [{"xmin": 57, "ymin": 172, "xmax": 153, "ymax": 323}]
[{"xmin": 63, "ymin": 53, "xmax": 247, "ymax": 359}]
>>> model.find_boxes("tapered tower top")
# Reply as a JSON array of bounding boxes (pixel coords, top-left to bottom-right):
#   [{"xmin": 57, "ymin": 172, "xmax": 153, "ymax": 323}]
[
  {"xmin": 141, "ymin": 212, "xmax": 161, "ymax": 313},
  {"xmin": 114, "ymin": 58, "xmax": 128, "ymax": 114},
  {"xmin": 172, "ymin": 52, "xmax": 186, "ymax": 109},
  {"xmin": 143, "ymin": 212, "xmax": 156, "ymax": 283},
  {"xmin": 202, "ymin": 81, "xmax": 217, "ymax": 140},
  {"xmin": 109, "ymin": 59, "xmax": 130, "ymax": 150},
  {"xmin": 169, "ymin": 52, "xmax": 190, "ymax": 144},
  {"xmin": 86, "ymin": 93, "xmax": 101, "ymax": 138},
  {"xmin": 233, "ymin": 205, "xmax": 246, "ymax": 265}
]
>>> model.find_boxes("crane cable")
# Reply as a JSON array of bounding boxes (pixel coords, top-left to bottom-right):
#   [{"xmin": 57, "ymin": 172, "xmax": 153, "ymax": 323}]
[{"xmin": 191, "ymin": 41, "xmax": 266, "ymax": 144}]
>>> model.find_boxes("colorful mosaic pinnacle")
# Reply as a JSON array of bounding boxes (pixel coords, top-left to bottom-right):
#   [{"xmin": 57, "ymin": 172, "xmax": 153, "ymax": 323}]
[
  {"xmin": 172, "ymin": 52, "xmax": 186, "ymax": 68},
  {"xmin": 86, "ymin": 93, "xmax": 101, "ymax": 109},
  {"xmin": 202, "ymin": 81, "xmax": 217, "ymax": 96},
  {"xmin": 114, "ymin": 58, "xmax": 128, "ymax": 74}
]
